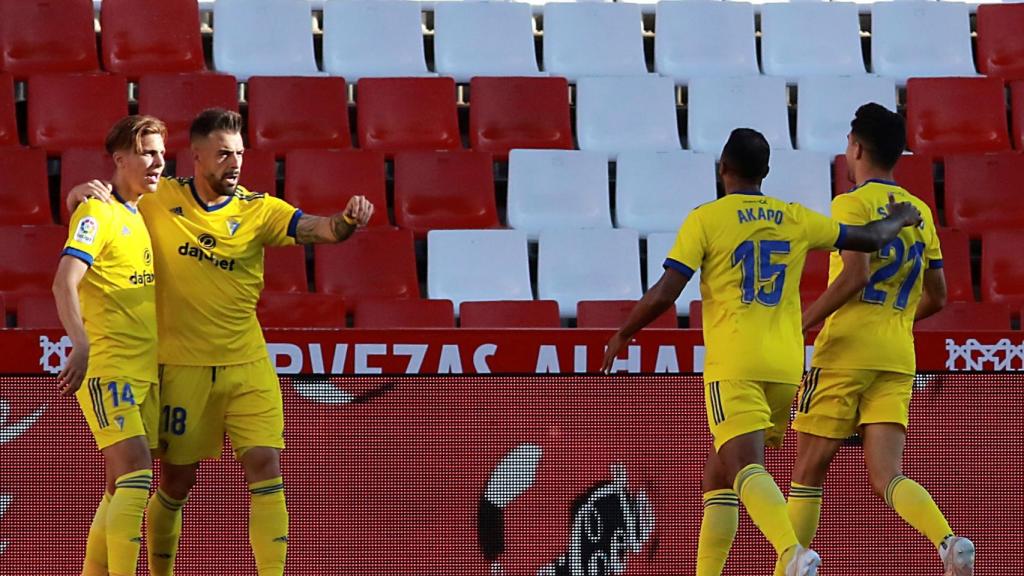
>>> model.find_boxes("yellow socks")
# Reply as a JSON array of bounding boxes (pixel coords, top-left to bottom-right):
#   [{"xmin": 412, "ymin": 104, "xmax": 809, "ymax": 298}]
[
  {"xmin": 787, "ymin": 482, "xmax": 823, "ymax": 548},
  {"xmin": 146, "ymin": 489, "xmax": 187, "ymax": 576},
  {"xmin": 733, "ymin": 464, "xmax": 800, "ymax": 575},
  {"xmin": 697, "ymin": 489, "xmax": 739, "ymax": 576},
  {"xmin": 885, "ymin": 475, "xmax": 954, "ymax": 549},
  {"xmin": 106, "ymin": 470, "xmax": 153, "ymax": 576},
  {"xmin": 249, "ymin": 477, "xmax": 289, "ymax": 576},
  {"xmin": 82, "ymin": 493, "xmax": 111, "ymax": 576}
]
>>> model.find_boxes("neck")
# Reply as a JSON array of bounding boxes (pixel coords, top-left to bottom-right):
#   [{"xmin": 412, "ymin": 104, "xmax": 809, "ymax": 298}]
[
  {"xmin": 854, "ymin": 166, "xmax": 895, "ymax": 187},
  {"xmin": 193, "ymin": 172, "xmax": 230, "ymax": 205},
  {"xmin": 110, "ymin": 174, "xmax": 142, "ymax": 207},
  {"xmin": 723, "ymin": 181, "xmax": 761, "ymax": 196}
]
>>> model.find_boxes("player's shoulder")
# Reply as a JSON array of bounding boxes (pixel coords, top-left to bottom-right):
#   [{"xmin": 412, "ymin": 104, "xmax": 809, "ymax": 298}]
[
  {"xmin": 70, "ymin": 196, "xmax": 116, "ymax": 222},
  {"xmin": 233, "ymin": 184, "xmax": 269, "ymax": 203}
]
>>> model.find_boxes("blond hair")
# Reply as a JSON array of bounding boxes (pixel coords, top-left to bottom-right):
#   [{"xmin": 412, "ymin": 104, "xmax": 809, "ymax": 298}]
[{"xmin": 105, "ymin": 115, "xmax": 168, "ymax": 155}]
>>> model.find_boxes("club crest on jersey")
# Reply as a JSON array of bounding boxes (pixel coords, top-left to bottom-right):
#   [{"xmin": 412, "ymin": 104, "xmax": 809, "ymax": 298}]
[
  {"xmin": 74, "ymin": 217, "xmax": 98, "ymax": 245},
  {"xmin": 170, "ymin": 206, "xmax": 183, "ymax": 216},
  {"xmin": 122, "ymin": 225, "xmax": 131, "ymax": 236},
  {"xmin": 227, "ymin": 219, "xmax": 241, "ymax": 236}
]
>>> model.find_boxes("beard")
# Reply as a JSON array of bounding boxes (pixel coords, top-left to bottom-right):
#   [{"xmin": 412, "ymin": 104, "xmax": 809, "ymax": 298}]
[{"xmin": 204, "ymin": 171, "xmax": 238, "ymax": 197}]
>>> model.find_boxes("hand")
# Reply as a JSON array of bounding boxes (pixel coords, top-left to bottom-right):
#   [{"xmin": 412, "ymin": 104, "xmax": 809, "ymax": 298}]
[
  {"xmin": 886, "ymin": 192, "xmax": 923, "ymax": 228},
  {"xmin": 600, "ymin": 332, "xmax": 629, "ymax": 374},
  {"xmin": 66, "ymin": 180, "xmax": 113, "ymax": 214},
  {"xmin": 344, "ymin": 195, "xmax": 374, "ymax": 227},
  {"xmin": 57, "ymin": 345, "xmax": 88, "ymax": 396}
]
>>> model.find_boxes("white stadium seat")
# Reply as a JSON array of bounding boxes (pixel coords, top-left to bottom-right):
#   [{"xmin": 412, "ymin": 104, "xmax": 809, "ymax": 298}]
[
  {"xmin": 427, "ymin": 230, "xmax": 533, "ymax": 309},
  {"xmin": 575, "ymin": 75, "xmax": 681, "ymax": 159},
  {"xmin": 687, "ymin": 76, "xmax": 792, "ymax": 154},
  {"xmin": 761, "ymin": 150, "xmax": 834, "ymax": 216},
  {"xmin": 213, "ymin": 0, "xmax": 321, "ymax": 81},
  {"xmin": 655, "ymin": 1, "xmax": 758, "ymax": 84},
  {"xmin": 615, "ymin": 151, "xmax": 717, "ymax": 237},
  {"xmin": 871, "ymin": 2, "xmax": 976, "ymax": 83},
  {"xmin": 542, "ymin": 3, "xmax": 647, "ymax": 81},
  {"xmin": 796, "ymin": 75, "xmax": 898, "ymax": 154},
  {"xmin": 433, "ymin": 2, "xmax": 541, "ymax": 83},
  {"xmin": 760, "ymin": 3, "xmax": 865, "ymax": 80},
  {"xmin": 646, "ymin": 231, "xmax": 703, "ymax": 315},
  {"xmin": 322, "ymin": 0, "xmax": 432, "ymax": 81},
  {"xmin": 507, "ymin": 149, "xmax": 612, "ymax": 239},
  {"xmin": 538, "ymin": 228, "xmax": 643, "ymax": 317}
]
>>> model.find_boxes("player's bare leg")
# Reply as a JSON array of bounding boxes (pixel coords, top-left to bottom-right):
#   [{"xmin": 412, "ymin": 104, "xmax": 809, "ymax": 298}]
[
  {"xmin": 241, "ymin": 447, "xmax": 288, "ymax": 576},
  {"xmin": 787, "ymin": 432, "xmax": 843, "ymax": 547},
  {"xmin": 146, "ymin": 462, "xmax": 198, "ymax": 576},
  {"xmin": 86, "ymin": 436, "xmax": 152, "ymax": 576},
  {"xmin": 863, "ymin": 424, "xmax": 972, "ymax": 575}
]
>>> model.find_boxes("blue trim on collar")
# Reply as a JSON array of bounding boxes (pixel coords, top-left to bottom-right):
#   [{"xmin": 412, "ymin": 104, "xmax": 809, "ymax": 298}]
[
  {"xmin": 111, "ymin": 189, "xmax": 138, "ymax": 214},
  {"xmin": 188, "ymin": 179, "xmax": 234, "ymax": 212},
  {"xmin": 732, "ymin": 189, "xmax": 764, "ymax": 196},
  {"xmin": 850, "ymin": 178, "xmax": 899, "ymax": 193}
]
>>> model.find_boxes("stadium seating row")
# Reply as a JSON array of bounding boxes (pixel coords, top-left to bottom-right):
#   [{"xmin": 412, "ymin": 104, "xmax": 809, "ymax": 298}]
[
  {"xmin": 3, "ymin": 73, "xmax": 1024, "ymax": 160},
  {"xmin": 2, "ymin": 226, "xmax": 1021, "ymax": 328},
  {"xmin": 16, "ymin": 1, "xmax": 1024, "ymax": 84},
  {"xmin": 7, "ymin": 145, "xmax": 1022, "ymax": 240}
]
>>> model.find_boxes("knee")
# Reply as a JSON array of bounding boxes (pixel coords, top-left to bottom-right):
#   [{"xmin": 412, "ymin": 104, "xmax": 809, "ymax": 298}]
[{"xmin": 241, "ymin": 447, "xmax": 281, "ymax": 483}]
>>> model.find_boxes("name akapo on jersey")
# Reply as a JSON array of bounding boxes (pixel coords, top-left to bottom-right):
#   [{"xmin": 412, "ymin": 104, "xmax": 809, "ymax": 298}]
[
  {"xmin": 177, "ymin": 234, "xmax": 236, "ymax": 271},
  {"xmin": 737, "ymin": 206, "xmax": 785, "ymax": 225}
]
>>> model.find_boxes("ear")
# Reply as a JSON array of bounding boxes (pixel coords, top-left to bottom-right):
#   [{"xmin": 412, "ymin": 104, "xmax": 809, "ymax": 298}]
[
  {"xmin": 855, "ymin": 142, "xmax": 865, "ymax": 161},
  {"xmin": 111, "ymin": 150, "xmax": 126, "ymax": 169}
]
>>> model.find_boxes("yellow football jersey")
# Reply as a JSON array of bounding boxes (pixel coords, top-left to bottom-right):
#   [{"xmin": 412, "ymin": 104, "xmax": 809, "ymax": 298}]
[
  {"xmin": 666, "ymin": 192, "xmax": 845, "ymax": 384},
  {"xmin": 140, "ymin": 178, "xmax": 302, "ymax": 366},
  {"xmin": 63, "ymin": 197, "xmax": 157, "ymax": 383},
  {"xmin": 811, "ymin": 180, "xmax": 942, "ymax": 375}
]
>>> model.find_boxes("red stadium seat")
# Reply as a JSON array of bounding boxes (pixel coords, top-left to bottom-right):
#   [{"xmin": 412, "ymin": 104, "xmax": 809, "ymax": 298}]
[
  {"xmin": 905, "ymin": 77, "xmax": 1010, "ymax": 157},
  {"xmin": 394, "ymin": 151, "xmax": 499, "ymax": 238},
  {"xmin": 915, "ymin": 302, "xmax": 1011, "ymax": 331},
  {"xmin": 314, "ymin": 229, "xmax": 420, "ymax": 305},
  {"xmin": 800, "ymin": 250, "xmax": 831, "ymax": 301},
  {"xmin": 576, "ymin": 300, "xmax": 677, "ymax": 329},
  {"xmin": 27, "ymin": 74, "xmax": 129, "ymax": 154},
  {"xmin": 1012, "ymin": 81, "xmax": 1024, "ymax": 151},
  {"xmin": 0, "ymin": 0, "xmax": 99, "ymax": 78},
  {"xmin": 459, "ymin": 300, "xmax": 562, "ymax": 328},
  {"xmin": 264, "ymin": 245, "xmax": 308, "ymax": 294},
  {"xmin": 138, "ymin": 73, "xmax": 239, "ymax": 153},
  {"xmin": 59, "ymin": 149, "xmax": 115, "ymax": 225},
  {"xmin": 248, "ymin": 77, "xmax": 351, "ymax": 155},
  {"xmin": 0, "ymin": 226, "xmax": 67, "ymax": 313},
  {"xmin": 175, "ymin": 148, "xmax": 278, "ymax": 194},
  {"xmin": 944, "ymin": 153, "xmax": 1024, "ymax": 237},
  {"xmin": 0, "ymin": 148, "xmax": 51, "ymax": 225},
  {"xmin": 354, "ymin": 298, "xmax": 455, "ymax": 328},
  {"xmin": 257, "ymin": 292, "xmax": 346, "ymax": 329},
  {"xmin": 981, "ymin": 229, "xmax": 1024, "ymax": 307},
  {"xmin": 469, "ymin": 76, "xmax": 573, "ymax": 160},
  {"xmin": 16, "ymin": 293, "xmax": 61, "ymax": 329},
  {"xmin": 976, "ymin": 4, "xmax": 1024, "ymax": 81},
  {"xmin": 283, "ymin": 150, "xmax": 389, "ymax": 226},
  {"xmin": 356, "ymin": 77, "xmax": 460, "ymax": 154},
  {"xmin": 0, "ymin": 72, "xmax": 19, "ymax": 148},
  {"xmin": 832, "ymin": 154, "xmax": 937, "ymax": 221},
  {"xmin": 937, "ymin": 228, "xmax": 974, "ymax": 303},
  {"xmin": 100, "ymin": 0, "xmax": 206, "ymax": 79}
]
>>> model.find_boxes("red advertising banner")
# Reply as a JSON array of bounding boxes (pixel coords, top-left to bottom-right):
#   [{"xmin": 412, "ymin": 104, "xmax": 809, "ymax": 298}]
[
  {"xmin": 1, "ymin": 373, "xmax": 1022, "ymax": 575},
  {"xmin": 8, "ymin": 328, "xmax": 1024, "ymax": 376}
]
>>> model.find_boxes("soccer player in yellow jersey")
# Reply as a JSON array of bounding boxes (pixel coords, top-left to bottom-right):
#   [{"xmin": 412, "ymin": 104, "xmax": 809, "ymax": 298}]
[
  {"xmin": 788, "ymin": 104, "xmax": 975, "ymax": 575},
  {"xmin": 68, "ymin": 109, "xmax": 374, "ymax": 576},
  {"xmin": 53, "ymin": 115, "xmax": 166, "ymax": 576},
  {"xmin": 601, "ymin": 128, "xmax": 923, "ymax": 576}
]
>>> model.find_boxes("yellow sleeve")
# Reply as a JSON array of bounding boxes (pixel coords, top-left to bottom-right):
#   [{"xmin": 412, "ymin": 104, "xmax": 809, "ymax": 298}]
[
  {"xmin": 260, "ymin": 194, "xmax": 303, "ymax": 247},
  {"xmin": 63, "ymin": 201, "xmax": 113, "ymax": 266},
  {"xmin": 924, "ymin": 218, "xmax": 944, "ymax": 270},
  {"xmin": 664, "ymin": 209, "xmax": 704, "ymax": 279},
  {"xmin": 793, "ymin": 202, "xmax": 844, "ymax": 251}
]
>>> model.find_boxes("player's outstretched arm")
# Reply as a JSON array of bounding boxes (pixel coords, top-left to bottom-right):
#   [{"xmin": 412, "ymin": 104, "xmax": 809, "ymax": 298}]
[
  {"xmin": 914, "ymin": 268, "xmax": 947, "ymax": 321},
  {"xmin": 294, "ymin": 195, "xmax": 375, "ymax": 245},
  {"xmin": 65, "ymin": 180, "xmax": 113, "ymax": 215},
  {"xmin": 601, "ymin": 268, "xmax": 688, "ymax": 373},
  {"xmin": 52, "ymin": 257, "xmax": 90, "ymax": 396},
  {"xmin": 802, "ymin": 251, "xmax": 870, "ymax": 333},
  {"xmin": 837, "ymin": 194, "xmax": 922, "ymax": 253}
]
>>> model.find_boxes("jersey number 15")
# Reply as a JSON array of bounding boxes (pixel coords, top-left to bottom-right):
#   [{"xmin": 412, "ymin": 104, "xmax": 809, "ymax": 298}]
[{"xmin": 732, "ymin": 240, "xmax": 790, "ymax": 306}]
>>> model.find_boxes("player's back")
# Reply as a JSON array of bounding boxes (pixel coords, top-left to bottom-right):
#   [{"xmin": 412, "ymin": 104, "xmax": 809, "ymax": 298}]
[
  {"xmin": 667, "ymin": 191, "xmax": 842, "ymax": 384},
  {"xmin": 812, "ymin": 180, "xmax": 941, "ymax": 374}
]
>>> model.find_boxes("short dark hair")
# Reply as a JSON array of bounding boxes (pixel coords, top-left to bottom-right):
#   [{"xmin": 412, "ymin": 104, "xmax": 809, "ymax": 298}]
[
  {"xmin": 105, "ymin": 115, "xmax": 167, "ymax": 155},
  {"xmin": 189, "ymin": 108, "xmax": 243, "ymax": 143},
  {"xmin": 720, "ymin": 128, "xmax": 770, "ymax": 181},
  {"xmin": 850, "ymin": 103, "xmax": 906, "ymax": 170}
]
